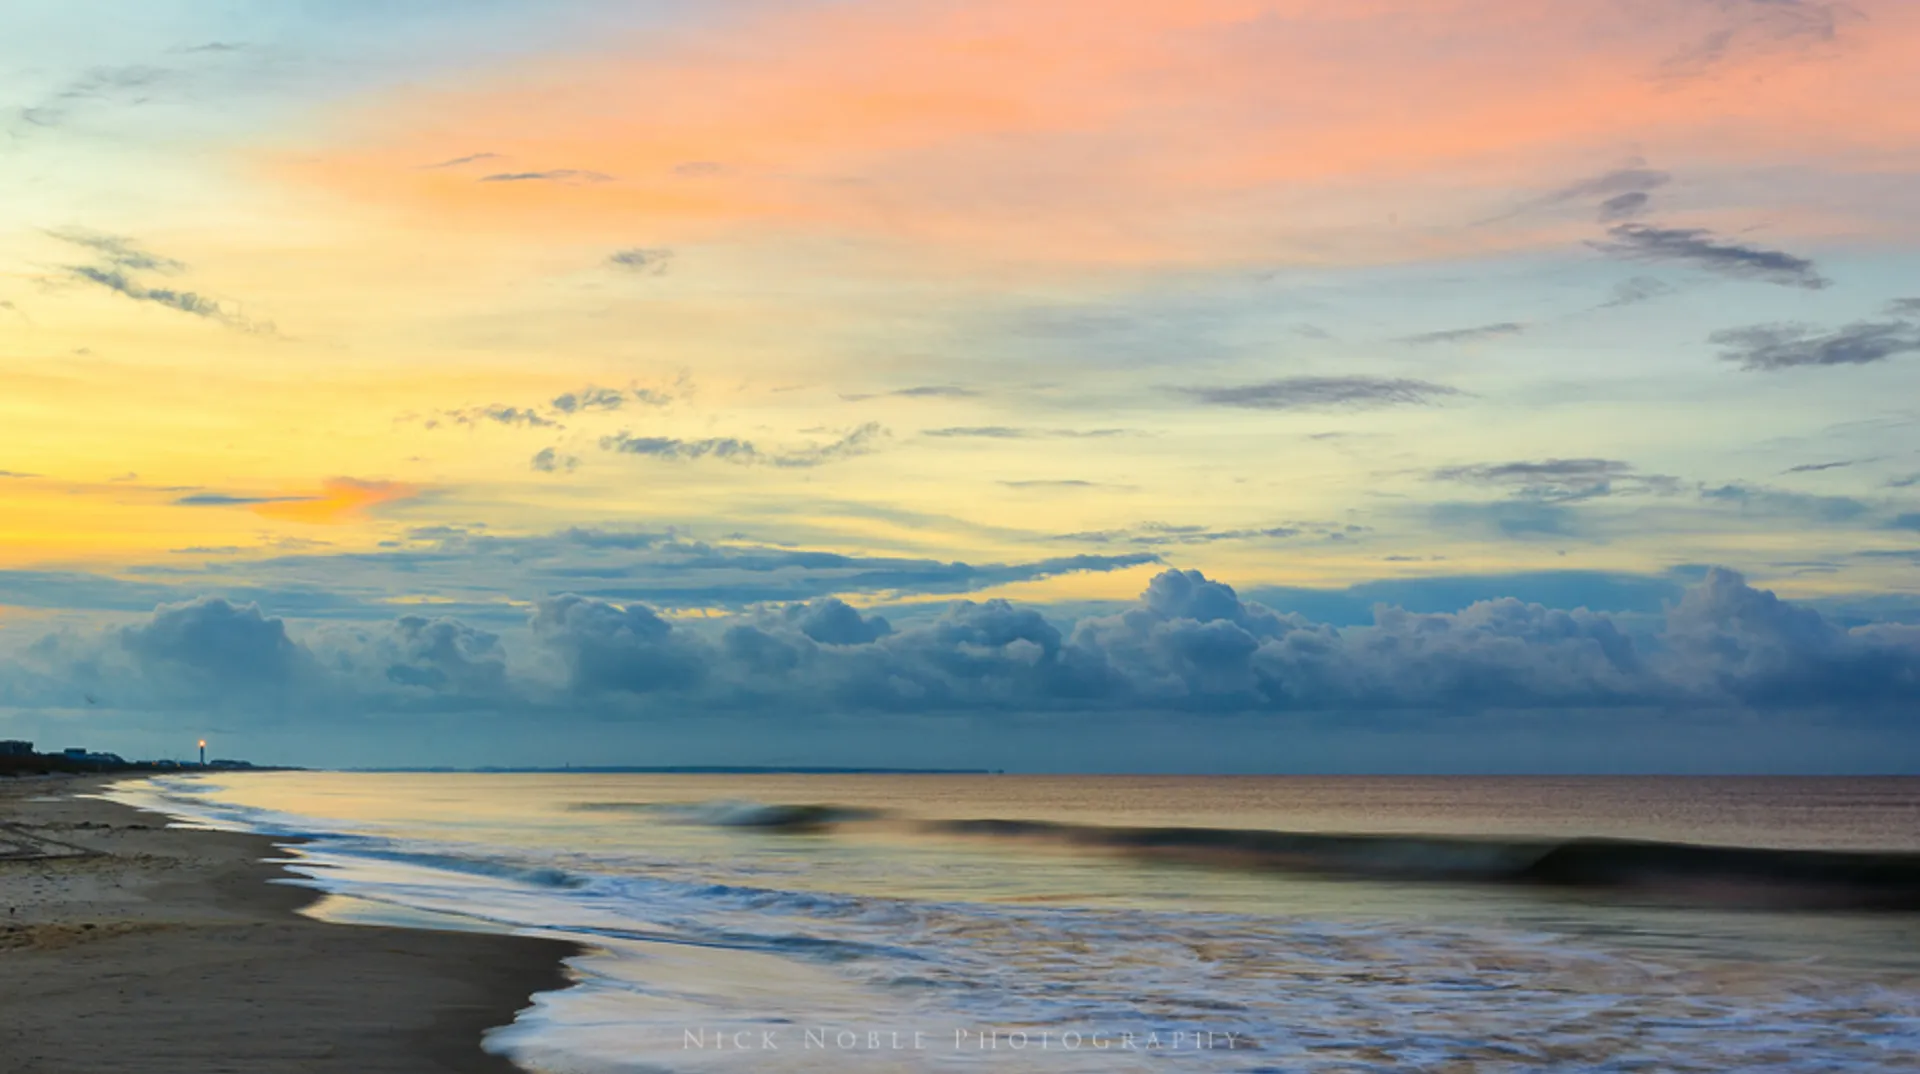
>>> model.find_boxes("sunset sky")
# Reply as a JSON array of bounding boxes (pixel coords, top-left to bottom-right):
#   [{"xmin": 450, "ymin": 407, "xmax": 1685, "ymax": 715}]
[{"xmin": 4, "ymin": 0, "xmax": 1918, "ymax": 770}]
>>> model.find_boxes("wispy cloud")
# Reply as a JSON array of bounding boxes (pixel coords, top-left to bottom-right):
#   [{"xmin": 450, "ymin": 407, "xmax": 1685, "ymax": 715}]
[
  {"xmin": 174, "ymin": 493, "xmax": 316, "ymax": 507},
  {"xmin": 1783, "ymin": 459, "xmax": 1859, "ymax": 474},
  {"xmin": 420, "ymin": 152, "xmax": 503, "ymax": 170},
  {"xmin": 1596, "ymin": 191, "xmax": 1652, "ymax": 223},
  {"xmin": 1712, "ymin": 321, "xmax": 1920, "ymax": 371},
  {"xmin": 601, "ymin": 423, "xmax": 885, "ymax": 468},
  {"xmin": 530, "ymin": 448, "xmax": 580, "ymax": 474},
  {"xmin": 480, "ymin": 169, "xmax": 613, "ymax": 183},
  {"xmin": 1053, "ymin": 520, "xmax": 1361, "ymax": 546},
  {"xmin": 1178, "ymin": 377, "xmax": 1461, "ymax": 411},
  {"xmin": 1398, "ymin": 322, "xmax": 1524, "ymax": 346},
  {"xmin": 14, "ymin": 65, "xmax": 172, "ymax": 131},
  {"xmin": 1597, "ymin": 276, "xmax": 1674, "ymax": 309},
  {"xmin": 1591, "ymin": 224, "xmax": 1828, "ymax": 289},
  {"xmin": 922, "ymin": 427, "xmax": 1128, "ymax": 439},
  {"xmin": 842, "ymin": 385, "xmax": 981, "ymax": 401},
  {"xmin": 51, "ymin": 229, "xmax": 274, "ymax": 334},
  {"xmin": 1659, "ymin": 0, "xmax": 1849, "ymax": 80},
  {"xmin": 608, "ymin": 247, "xmax": 672, "ymax": 274},
  {"xmin": 1699, "ymin": 482, "xmax": 1869, "ymax": 523},
  {"xmin": 1430, "ymin": 458, "xmax": 1678, "ymax": 503},
  {"xmin": 441, "ymin": 405, "xmax": 560, "ymax": 429}
]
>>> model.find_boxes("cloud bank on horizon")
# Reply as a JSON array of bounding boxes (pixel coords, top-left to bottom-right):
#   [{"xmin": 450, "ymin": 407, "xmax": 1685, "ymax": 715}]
[{"xmin": 2, "ymin": 0, "xmax": 1918, "ymax": 769}]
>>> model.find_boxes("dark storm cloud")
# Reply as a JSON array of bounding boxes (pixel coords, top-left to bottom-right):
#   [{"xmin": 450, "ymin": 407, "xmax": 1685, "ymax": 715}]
[
  {"xmin": 608, "ymin": 247, "xmax": 672, "ymax": 274},
  {"xmin": 600, "ymin": 423, "xmax": 885, "ymax": 468},
  {"xmin": 1428, "ymin": 458, "xmax": 1676, "ymax": 502},
  {"xmin": 1590, "ymin": 224, "xmax": 1828, "ymax": 289},
  {"xmin": 480, "ymin": 169, "xmax": 614, "ymax": 183},
  {"xmin": 1711, "ymin": 321, "xmax": 1920, "ymax": 371},
  {"xmin": 1178, "ymin": 376, "xmax": 1461, "ymax": 411},
  {"xmin": 1398, "ymin": 322, "xmax": 1525, "ymax": 346}
]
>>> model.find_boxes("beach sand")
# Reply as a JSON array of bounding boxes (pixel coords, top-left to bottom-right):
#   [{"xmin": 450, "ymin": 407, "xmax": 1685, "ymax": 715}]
[{"xmin": 0, "ymin": 775, "xmax": 578, "ymax": 1073}]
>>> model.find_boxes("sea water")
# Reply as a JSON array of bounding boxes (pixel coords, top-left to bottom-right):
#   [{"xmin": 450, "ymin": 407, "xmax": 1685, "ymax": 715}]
[{"xmin": 109, "ymin": 773, "xmax": 1920, "ymax": 1072}]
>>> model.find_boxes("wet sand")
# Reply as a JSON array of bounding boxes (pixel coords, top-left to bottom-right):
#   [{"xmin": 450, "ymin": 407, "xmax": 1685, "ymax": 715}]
[{"xmin": 0, "ymin": 775, "xmax": 579, "ymax": 1073}]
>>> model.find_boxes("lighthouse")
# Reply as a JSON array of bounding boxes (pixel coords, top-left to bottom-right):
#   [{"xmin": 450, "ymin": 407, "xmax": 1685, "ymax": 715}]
[{"xmin": 199, "ymin": 739, "xmax": 207, "ymax": 766}]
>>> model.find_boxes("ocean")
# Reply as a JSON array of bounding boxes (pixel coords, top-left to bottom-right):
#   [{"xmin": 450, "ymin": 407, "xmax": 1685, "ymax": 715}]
[{"xmin": 109, "ymin": 773, "xmax": 1920, "ymax": 1072}]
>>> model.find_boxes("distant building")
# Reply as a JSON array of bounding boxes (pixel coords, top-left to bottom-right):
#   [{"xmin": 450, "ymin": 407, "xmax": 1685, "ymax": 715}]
[
  {"xmin": 58, "ymin": 747, "xmax": 127, "ymax": 765},
  {"xmin": 0, "ymin": 740, "xmax": 33, "ymax": 757}
]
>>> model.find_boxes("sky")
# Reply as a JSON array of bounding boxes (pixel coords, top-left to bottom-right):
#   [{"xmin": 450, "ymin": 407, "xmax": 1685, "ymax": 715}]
[{"xmin": 2, "ymin": 0, "xmax": 1918, "ymax": 771}]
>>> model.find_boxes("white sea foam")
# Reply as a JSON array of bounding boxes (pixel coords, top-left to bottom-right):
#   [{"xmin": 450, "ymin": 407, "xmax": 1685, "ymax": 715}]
[{"xmin": 106, "ymin": 775, "xmax": 1920, "ymax": 1073}]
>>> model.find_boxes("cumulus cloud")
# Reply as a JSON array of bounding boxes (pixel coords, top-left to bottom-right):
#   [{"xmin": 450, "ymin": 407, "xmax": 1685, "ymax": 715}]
[
  {"xmin": 1178, "ymin": 376, "xmax": 1461, "ymax": 411},
  {"xmin": 1590, "ymin": 224, "xmax": 1828, "ymax": 289},
  {"xmin": 1710, "ymin": 321, "xmax": 1920, "ymax": 371},
  {"xmin": 530, "ymin": 567, "xmax": 1920, "ymax": 713},
  {"xmin": 10, "ymin": 569, "xmax": 1920, "ymax": 721}
]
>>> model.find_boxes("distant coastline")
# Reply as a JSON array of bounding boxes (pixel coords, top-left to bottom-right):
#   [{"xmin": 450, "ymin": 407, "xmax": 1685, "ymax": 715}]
[{"xmin": 348, "ymin": 765, "xmax": 1000, "ymax": 775}]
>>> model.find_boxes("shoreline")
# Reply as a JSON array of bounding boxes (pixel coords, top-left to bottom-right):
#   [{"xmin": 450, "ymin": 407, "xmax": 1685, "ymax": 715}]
[{"xmin": 0, "ymin": 774, "xmax": 581, "ymax": 1074}]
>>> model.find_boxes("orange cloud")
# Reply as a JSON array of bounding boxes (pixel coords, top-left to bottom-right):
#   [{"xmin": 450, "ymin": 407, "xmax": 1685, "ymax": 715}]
[
  {"xmin": 251, "ymin": 478, "xmax": 423, "ymax": 524},
  {"xmin": 273, "ymin": 0, "xmax": 1920, "ymax": 267}
]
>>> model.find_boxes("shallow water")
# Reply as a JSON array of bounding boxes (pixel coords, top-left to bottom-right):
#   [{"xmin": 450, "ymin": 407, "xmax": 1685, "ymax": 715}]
[{"xmin": 110, "ymin": 773, "xmax": 1920, "ymax": 1072}]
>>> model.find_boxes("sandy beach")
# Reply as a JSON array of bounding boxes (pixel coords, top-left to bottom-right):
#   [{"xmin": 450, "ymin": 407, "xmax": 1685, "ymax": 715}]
[{"xmin": 0, "ymin": 775, "xmax": 578, "ymax": 1074}]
